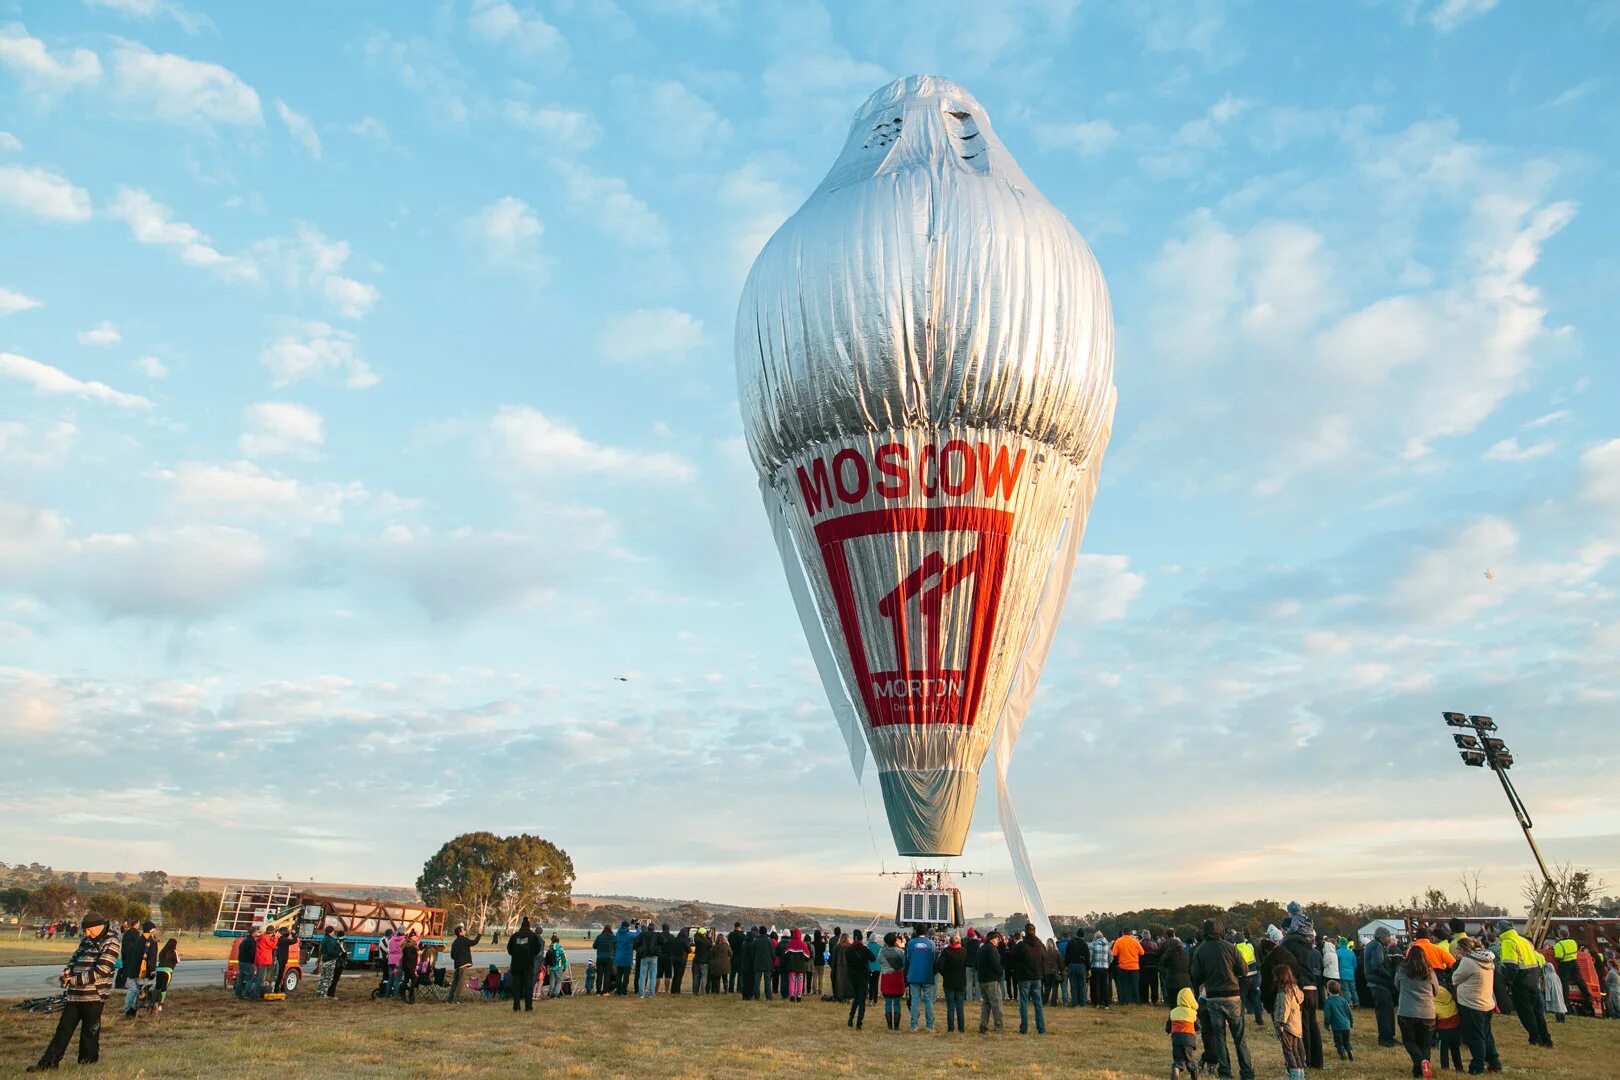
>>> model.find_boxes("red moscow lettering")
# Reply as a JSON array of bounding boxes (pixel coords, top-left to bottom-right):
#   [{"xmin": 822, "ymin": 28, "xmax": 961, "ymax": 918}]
[
  {"xmin": 796, "ymin": 458, "xmax": 834, "ymax": 516},
  {"xmin": 874, "ymin": 443, "xmax": 909, "ymax": 498},
  {"xmin": 797, "ymin": 441, "xmax": 1028, "ymax": 517},
  {"xmin": 940, "ymin": 439, "xmax": 974, "ymax": 496},
  {"xmin": 832, "ymin": 447, "xmax": 869, "ymax": 503},
  {"xmin": 977, "ymin": 443, "xmax": 1027, "ymax": 500}
]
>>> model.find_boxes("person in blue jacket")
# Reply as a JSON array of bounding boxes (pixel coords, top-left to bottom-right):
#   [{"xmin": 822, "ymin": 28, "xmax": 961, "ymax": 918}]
[
  {"xmin": 906, "ymin": 929, "xmax": 938, "ymax": 1032},
  {"xmin": 1336, "ymin": 939, "xmax": 1358, "ymax": 1006},
  {"xmin": 612, "ymin": 921, "xmax": 637, "ymax": 996}
]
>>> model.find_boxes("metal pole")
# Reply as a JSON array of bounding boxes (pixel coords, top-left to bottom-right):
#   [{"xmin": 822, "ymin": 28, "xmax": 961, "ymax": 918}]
[{"xmin": 1491, "ymin": 762, "xmax": 1553, "ymax": 883}]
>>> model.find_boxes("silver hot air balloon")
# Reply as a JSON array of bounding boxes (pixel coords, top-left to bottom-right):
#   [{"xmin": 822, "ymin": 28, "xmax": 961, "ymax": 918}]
[{"xmin": 737, "ymin": 75, "xmax": 1115, "ymax": 924}]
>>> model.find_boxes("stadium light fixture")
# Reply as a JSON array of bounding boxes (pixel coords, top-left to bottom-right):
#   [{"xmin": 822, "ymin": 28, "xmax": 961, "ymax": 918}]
[
  {"xmin": 1469, "ymin": 715, "xmax": 1497, "ymax": 731},
  {"xmin": 1454, "ymin": 734, "xmax": 1481, "ymax": 750},
  {"xmin": 1458, "ymin": 749, "xmax": 1487, "ymax": 767},
  {"xmin": 1443, "ymin": 712, "xmax": 1470, "ymax": 726}
]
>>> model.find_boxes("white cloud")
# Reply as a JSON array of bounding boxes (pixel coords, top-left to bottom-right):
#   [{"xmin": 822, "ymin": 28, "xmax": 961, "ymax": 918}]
[
  {"xmin": 158, "ymin": 460, "xmax": 359, "ymax": 524},
  {"xmin": 0, "ymin": 351, "xmax": 151, "ymax": 408},
  {"xmin": 598, "ymin": 307, "xmax": 703, "ymax": 362},
  {"xmin": 0, "ymin": 23, "xmax": 102, "ymax": 93},
  {"xmin": 0, "ymin": 420, "xmax": 77, "ymax": 468},
  {"xmin": 252, "ymin": 225, "xmax": 379, "ymax": 319},
  {"xmin": 1421, "ymin": 0, "xmax": 1499, "ymax": 32},
  {"xmin": 107, "ymin": 186, "xmax": 257, "ymax": 281},
  {"xmin": 1524, "ymin": 409, "xmax": 1569, "ymax": 429},
  {"xmin": 1034, "ymin": 119, "xmax": 1118, "ymax": 156},
  {"xmin": 616, "ymin": 76, "xmax": 731, "ymax": 155},
  {"xmin": 0, "ymin": 286, "xmax": 42, "ymax": 316},
  {"xmin": 468, "ymin": 0, "xmax": 567, "ymax": 62},
  {"xmin": 717, "ymin": 161, "xmax": 796, "ymax": 282},
  {"xmin": 0, "ymin": 131, "xmax": 19, "ymax": 151},
  {"xmin": 133, "ymin": 355, "xmax": 168, "ymax": 378},
  {"xmin": 368, "ymin": 516, "xmax": 612, "ymax": 620},
  {"xmin": 76, "ymin": 320, "xmax": 121, "ymax": 347},
  {"xmin": 361, "ymin": 32, "xmax": 469, "ymax": 126},
  {"xmin": 75, "ymin": 525, "xmax": 275, "ymax": 618},
  {"xmin": 349, "ymin": 116, "xmax": 390, "ymax": 144},
  {"xmin": 489, "ymin": 405, "xmax": 695, "ymax": 482},
  {"xmin": 1385, "ymin": 516, "xmax": 1517, "ymax": 624},
  {"xmin": 553, "ymin": 160, "xmax": 668, "ymax": 248},
  {"xmin": 1482, "ymin": 437, "xmax": 1555, "ymax": 462},
  {"xmin": 466, "ymin": 196, "xmax": 543, "ymax": 270},
  {"xmin": 109, "ymin": 42, "xmax": 260, "ymax": 126},
  {"xmin": 1580, "ymin": 439, "xmax": 1620, "ymax": 515},
  {"xmin": 0, "ymin": 165, "xmax": 92, "ymax": 222},
  {"xmin": 85, "ymin": 0, "xmax": 210, "ymax": 34},
  {"xmin": 260, "ymin": 322, "xmax": 378, "ymax": 389},
  {"xmin": 275, "ymin": 99, "xmax": 322, "ymax": 159},
  {"xmin": 1069, "ymin": 554, "xmax": 1146, "ymax": 623},
  {"xmin": 504, "ymin": 100, "xmax": 600, "ymax": 150},
  {"xmin": 240, "ymin": 402, "xmax": 324, "ymax": 459}
]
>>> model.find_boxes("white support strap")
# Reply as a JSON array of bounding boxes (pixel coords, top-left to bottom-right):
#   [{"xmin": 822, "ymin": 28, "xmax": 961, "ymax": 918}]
[
  {"xmin": 763, "ymin": 482, "xmax": 867, "ymax": 779},
  {"xmin": 990, "ymin": 389, "xmax": 1115, "ymax": 945}
]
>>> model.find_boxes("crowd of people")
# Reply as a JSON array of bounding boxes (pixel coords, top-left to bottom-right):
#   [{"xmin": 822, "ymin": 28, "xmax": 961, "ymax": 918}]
[{"xmin": 23, "ymin": 901, "xmax": 1620, "ymax": 1076}]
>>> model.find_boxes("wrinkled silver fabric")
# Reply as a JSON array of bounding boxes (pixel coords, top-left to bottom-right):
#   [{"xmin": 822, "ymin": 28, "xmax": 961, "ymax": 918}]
[{"xmin": 737, "ymin": 75, "xmax": 1115, "ymax": 858}]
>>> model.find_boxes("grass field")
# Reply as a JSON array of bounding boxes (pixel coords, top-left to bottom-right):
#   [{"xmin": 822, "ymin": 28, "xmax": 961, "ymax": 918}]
[
  {"xmin": 1, "ymin": 985, "xmax": 1613, "ymax": 1078},
  {"xmin": 0, "ymin": 934, "xmax": 233, "ymax": 969}
]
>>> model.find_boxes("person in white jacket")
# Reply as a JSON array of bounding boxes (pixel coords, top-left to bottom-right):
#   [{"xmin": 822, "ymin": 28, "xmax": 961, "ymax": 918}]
[{"xmin": 1322, "ymin": 937, "xmax": 1341, "ymax": 986}]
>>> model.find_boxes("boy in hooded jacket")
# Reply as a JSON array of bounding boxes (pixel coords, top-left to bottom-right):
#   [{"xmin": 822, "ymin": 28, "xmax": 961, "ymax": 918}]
[{"xmin": 1167, "ymin": 987, "xmax": 1201, "ymax": 1077}]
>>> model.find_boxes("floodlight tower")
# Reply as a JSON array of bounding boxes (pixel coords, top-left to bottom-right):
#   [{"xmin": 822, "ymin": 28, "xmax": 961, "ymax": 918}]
[{"xmin": 1443, "ymin": 711, "xmax": 1556, "ymax": 944}]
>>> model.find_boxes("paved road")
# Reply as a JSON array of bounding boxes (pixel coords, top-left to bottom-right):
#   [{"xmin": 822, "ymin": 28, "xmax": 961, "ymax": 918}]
[{"xmin": 0, "ymin": 949, "xmax": 597, "ymax": 999}]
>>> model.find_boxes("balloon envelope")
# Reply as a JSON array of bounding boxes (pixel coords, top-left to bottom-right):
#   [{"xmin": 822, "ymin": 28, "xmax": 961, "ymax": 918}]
[{"xmin": 736, "ymin": 75, "xmax": 1115, "ymax": 857}]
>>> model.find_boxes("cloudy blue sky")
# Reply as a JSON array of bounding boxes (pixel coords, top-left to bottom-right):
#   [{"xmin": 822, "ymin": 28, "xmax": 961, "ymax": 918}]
[{"xmin": 2, "ymin": 0, "xmax": 1617, "ymax": 917}]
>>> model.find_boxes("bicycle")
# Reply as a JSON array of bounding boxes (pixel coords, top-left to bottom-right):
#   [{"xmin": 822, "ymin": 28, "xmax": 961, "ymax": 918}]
[{"xmin": 10, "ymin": 994, "xmax": 66, "ymax": 1014}]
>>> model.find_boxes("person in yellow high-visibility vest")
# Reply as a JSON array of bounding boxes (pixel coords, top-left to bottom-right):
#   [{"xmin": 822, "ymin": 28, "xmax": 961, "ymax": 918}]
[
  {"xmin": 1550, "ymin": 927, "xmax": 1580, "ymax": 1012},
  {"xmin": 1495, "ymin": 921, "xmax": 1551, "ymax": 1048}
]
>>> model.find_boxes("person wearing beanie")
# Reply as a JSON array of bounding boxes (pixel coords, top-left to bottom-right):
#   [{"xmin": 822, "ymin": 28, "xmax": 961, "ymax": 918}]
[
  {"xmin": 30, "ymin": 914, "xmax": 121, "ymax": 1072},
  {"xmin": 1451, "ymin": 937, "xmax": 1502, "ymax": 1074}
]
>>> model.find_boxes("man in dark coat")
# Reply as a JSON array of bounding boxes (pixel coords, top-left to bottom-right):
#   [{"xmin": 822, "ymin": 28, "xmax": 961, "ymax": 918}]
[
  {"xmin": 117, "ymin": 923, "xmax": 143, "ymax": 990},
  {"xmin": 750, "ymin": 928, "xmax": 776, "ymax": 1001},
  {"xmin": 1189, "ymin": 919, "xmax": 1255, "ymax": 1080},
  {"xmin": 737, "ymin": 926, "xmax": 755, "ymax": 999},
  {"xmin": 671, "ymin": 928, "xmax": 690, "ymax": 993},
  {"xmin": 727, "ymin": 923, "xmax": 745, "ymax": 994},
  {"xmin": 1010, "ymin": 923, "xmax": 1048, "ymax": 1035},
  {"xmin": 592, "ymin": 924, "xmax": 615, "ymax": 995},
  {"xmin": 506, "ymin": 917, "xmax": 541, "ymax": 1012},
  {"xmin": 976, "ymin": 929, "xmax": 1006, "ymax": 1033},
  {"xmin": 448, "ymin": 923, "xmax": 482, "ymax": 1003},
  {"xmin": 844, "ymin": 931, "xmax": 870, "ymax": 1027}
]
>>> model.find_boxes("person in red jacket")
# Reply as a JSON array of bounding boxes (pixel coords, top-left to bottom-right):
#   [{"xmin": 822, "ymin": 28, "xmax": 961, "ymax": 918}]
[{"xmin": 253, "ymin": 928, "xmax": 277, "ymax": 998}]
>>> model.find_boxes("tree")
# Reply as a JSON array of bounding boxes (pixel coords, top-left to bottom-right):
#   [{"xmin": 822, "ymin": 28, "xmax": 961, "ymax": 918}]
[
  {"xmin": 418, "ymin": 832, "xmax": 505, "ymax": 931},
  {"xmin": 503, "ymin": 834, "xmax": 575, "ymax": 922},
  {"xmin": 25, "ymin": 882, "xmax": 80, "ymax": 925},
  {"xmin": 663, "ymin": 902, "xmax": 710, "ymax": 927},
  {"xmin": 137, "ymin": 870, "xmax": 170, "ymax": 899},
  {"xmin": 0, "ymin": 887, "xmax": 29, "ymax": 915},
  {"xmin": 184, "ymin": 877, "xmax": 201, "ymax": 891},
  {"xmin": 1522, "ymin": 862, "xmax": 1609, "ymax": 916}
]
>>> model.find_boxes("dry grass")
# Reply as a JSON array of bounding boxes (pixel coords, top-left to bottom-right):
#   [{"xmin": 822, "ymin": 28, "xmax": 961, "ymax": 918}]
[
  {"xmin": 0, "ymin": 934, "xmax": 233, "ymax": 969},
  {"xmin": 2, "ymin": 986, "xmax": 1614, "ymax": 1079}
]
